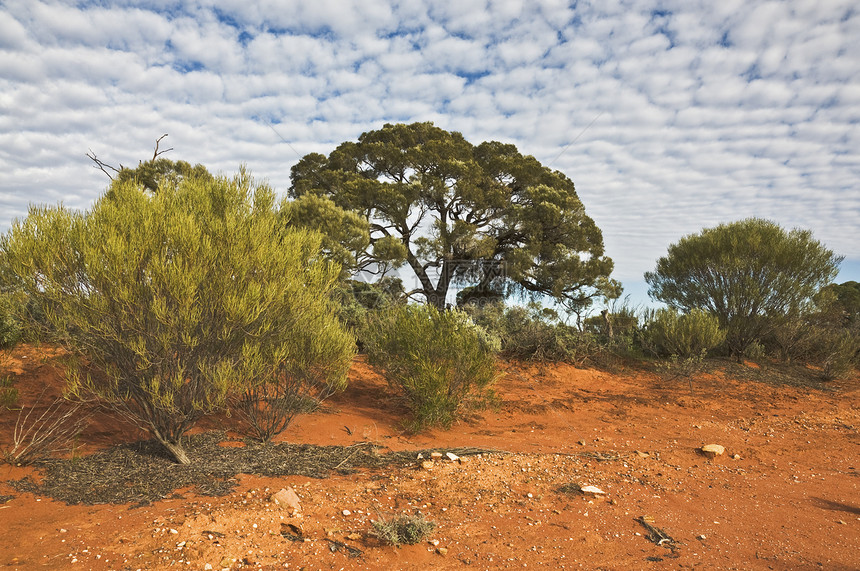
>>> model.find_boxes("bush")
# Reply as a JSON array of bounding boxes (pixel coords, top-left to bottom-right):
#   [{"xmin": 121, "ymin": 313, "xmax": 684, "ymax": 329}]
[
  {"xmin": 364, "ymin": 305, "xmax": 497, "ymax": 431},
  {"xmin": 1, "ymin": 168, "xmax": 354, "ymax": 463},
  {"xmin": 0, "ymin": 293, "xmax": 23, "ymax": 351},
  {"xmin": 466, "ymin": 302, "xmax": 598, "ymax": 364},
  {"xmin": 372, "ymin": 514, "xmax": 436, "ymax": 547},
  {"xmin": 645, "ymin": 308, "xmax": 726, "ymax": 358},
  {"xmin": 813, "ymin": 328, "xmax": 860, "ymax": 381}
]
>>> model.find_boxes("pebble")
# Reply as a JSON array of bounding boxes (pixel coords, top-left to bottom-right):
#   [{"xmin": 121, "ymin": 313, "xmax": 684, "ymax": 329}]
[{"xmin": 342, "ymin": 509, "xmax": 351, "ymax": 516}]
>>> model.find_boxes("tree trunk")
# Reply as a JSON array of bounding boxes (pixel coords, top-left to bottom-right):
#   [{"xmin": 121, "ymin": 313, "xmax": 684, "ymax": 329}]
[{"xmin": 158, "ymin": 437, "xmax": 191, "ymax": 464}]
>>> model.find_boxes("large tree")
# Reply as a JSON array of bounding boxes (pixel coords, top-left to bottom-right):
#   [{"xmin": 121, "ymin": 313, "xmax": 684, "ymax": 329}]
[
  {"xmin": 290, "ymin": 122, "xmax": 617, "ymax": 310},
  {"xmin": 645, "ymin": 218, "xmax": 842, "ymax": 358}
]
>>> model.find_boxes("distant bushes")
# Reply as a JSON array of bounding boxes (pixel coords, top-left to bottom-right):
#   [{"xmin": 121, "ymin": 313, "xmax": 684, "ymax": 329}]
[
  {"xmin": 363, "ymin": 305, "xmax": 497, "ymax": 431},
  {"xmin": 464, "ymin": 302, "xmax": 599, "ymax": 364}
]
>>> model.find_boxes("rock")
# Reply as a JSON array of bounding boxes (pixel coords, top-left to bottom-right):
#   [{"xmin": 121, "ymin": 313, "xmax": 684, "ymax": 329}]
[
  {"xmin": 271, "ymin": 487, "xmax": 302, "ymax": 513},
  {"xmin": 578, "ymin": 440, "xmax": 586, "ymax": 446},
  {"xmin": 204, "ymin": 564, "xmax": 213, "ymax": 571},
  {"xmin": 732, "ymin": 453, "xmax": 741, "ymax": 460},
  {"xmin": 342, "ymin": 509, "xmax": 351, "ymax": 516},
  {"xmin": 436, "ymin": 547, "xmax": 448, "ymax": 555},
  {"xmin": 446, "ymin": 452, "xmax": 460, "ymax": 462},
  {"xmin": 421, "ymin": 460, "xmax": 435, "ymax": 470},
  {"xmin": 701, "ymin": 444, "xmax": 725, "ymax": 458},
  {"xmin": 580, "ymin": 485, "xmax": 606, "ymax": 496},
  {"xmin": 430, "ymin": 452, "xmax": 443, "ymax": 460},
  {"xmin": 635, "ymin": 450, "xmax": 650, "ymax": 458}
]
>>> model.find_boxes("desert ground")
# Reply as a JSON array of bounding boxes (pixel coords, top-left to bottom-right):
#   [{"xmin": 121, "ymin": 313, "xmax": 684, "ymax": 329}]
[{"xmin": 1, "ymin": 345, "xmax": 858, "ymax": 570}]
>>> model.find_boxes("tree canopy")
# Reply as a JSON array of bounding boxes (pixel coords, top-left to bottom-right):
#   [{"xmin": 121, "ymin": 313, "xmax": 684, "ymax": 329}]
[
  {"xmin": 645, "ymin": 218, "xmax": 842, "ymax": 358},
  {"xmin": 289, "ymin": 122, "xmax": 617, "ymax": 310}
]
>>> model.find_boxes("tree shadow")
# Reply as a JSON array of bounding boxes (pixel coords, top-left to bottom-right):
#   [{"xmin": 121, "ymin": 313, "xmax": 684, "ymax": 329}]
[{"xmin": 810, "ymin": 496, "xmax": 860, "ymax": 515}]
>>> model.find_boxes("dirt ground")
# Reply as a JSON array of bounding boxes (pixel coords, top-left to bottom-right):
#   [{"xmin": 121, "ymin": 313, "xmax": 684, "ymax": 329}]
[{"xmin": 1, "ymin": 345, "xmax": 858, "ymax": 570}]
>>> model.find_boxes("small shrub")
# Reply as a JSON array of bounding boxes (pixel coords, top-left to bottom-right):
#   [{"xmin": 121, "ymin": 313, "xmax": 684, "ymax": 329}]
[
  {"xmin": 645, "ymin": 308, "xmax": 726, "ymax": 358},
  {"xmin": 0, "ymin": 375, "xmax": 18, "ymax": 409},
  {"xmin": 364, "ymin": 305, "xmax": 497, "ymax": 431},
  {"xmin": 817, "ymin": 329, "xmax": 860, "ymax": 381},
  {"xmin": 372, "ymin": 514, "xmax": 435, "ymax": 547}
]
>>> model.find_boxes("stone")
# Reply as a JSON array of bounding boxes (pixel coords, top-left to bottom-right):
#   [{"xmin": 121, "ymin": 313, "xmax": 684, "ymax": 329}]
[
  {"xmin": 635, "ymin": 450, "xmax": 650, "ymax": 458},
  {"xmin": 430, "ymin": 452, "xmax": 443, "ymax": 460},
  {"xmin": 436, "ymin": 547, "xmax": 448, "ymax": 555},
  {"xmin": 270, "ymin": 487, "xmax": 301, "ymax": 513},
  {"xmin": 342, "ymin": 509, "xmax": 351, "ymax": 516},
  {"xmin": 421, "ymin": 460, "xmax": 435, "ymax": 470},
  {"xmin": 446, "ymin": 452, "xmax": 460, "ymax": 462},
  {"xmin": 580, "ymin": 485, "xmax": 606, "ymax": 496},
  {"xmin": 701, "ymin": 444, "xmax": 725, "ymax": 458}
]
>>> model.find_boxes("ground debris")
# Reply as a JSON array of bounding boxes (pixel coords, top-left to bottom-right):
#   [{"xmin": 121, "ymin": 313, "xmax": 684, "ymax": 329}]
[
  {"xmin": 636, "ymin": 515, "xmax": 680, "ymax": 549},
  {"xmin": 6, "ymin": 431, "xmax": 505, "ymax": 505}
]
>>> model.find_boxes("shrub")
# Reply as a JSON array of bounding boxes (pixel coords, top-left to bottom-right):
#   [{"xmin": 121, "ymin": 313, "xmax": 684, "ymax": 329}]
[
  {"xmin": 2, "ymin": 389, "xmax": 90, "ymax": 466},
  {"xmin": 645, "ymin": 308, "xmax": 726, "ymax": 358},
  {"xmin": 814, "ymin": 329, "xmax": 860, "ymax": 381},
  {"xmin": 1, "ymin": 168, "xmax": 354, "ymax": 463},
  {"xmin": 466, "ymin": 302, "xmax": 598, "ymax": 364},
  {"xmin": 0, "ymin": 375, "xmax": 18, "ymax": 409},
  {"xmin": 0, "ymin": 293, "xmax": 23, "ymax": 351},
  {"xmin": 372, "ymin": 514, "xmax": 436, "ymax": 547},
  {"xmin": 364, "ymin": 305, "xmax": 497, "ymax": 431}
]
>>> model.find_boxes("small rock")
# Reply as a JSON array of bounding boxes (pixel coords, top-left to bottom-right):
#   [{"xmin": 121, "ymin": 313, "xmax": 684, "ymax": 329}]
[
  {"xmin": 169, "ymin": 528, "xmax": 179, "ymax": 535},
  {"xmin": 271, "ymin": 487, "xmax": 302, "ymax": 513},
  {"xmin": 580, "ymin": 485, "xmax": 606, "ymax": 496},
  {"xmin": 578, "ymin": 440, "xmax": 586, "ymax": 446},
  {"xmin": 701, "ymin": 444, "xmax": 725, "ymax": 458},
  {"xmin": 342, "ymin": 509, "xmax": 351, "ymax": 516},
  {"xmin": 446, "ymin": 452, "xmax": 460, "ymax": 462},
  {"xmin": 436, "ymin": 547, "xmax": 448, "ymax": 555},
  {"xmin": 837, "ymin": 520, "xmax": 847, "ymax": 525},
  {"xmin": 430, "ymin": 452, "xmax": 443, "ymax": 460},
  {"xmin": 347, "ymin": 532, "xmax": 361, "ymax": 540},
  {"xmin": 421, "ymin": 460, "xmax": 435, "ymax": 470},
  {"xmin": 635, "ymin": 450, "xmax": 650, "ymax": 458},
  {"xmin": 697, "ymin": 534, "xmax": 707, "ymax": 540},
  {"xmin": 204, "ymin": 564, "xmax": 213, "ymax": 571},
  {"xmin": 732, "ymin": 453, "xmax": 741, "ymax": 460}
]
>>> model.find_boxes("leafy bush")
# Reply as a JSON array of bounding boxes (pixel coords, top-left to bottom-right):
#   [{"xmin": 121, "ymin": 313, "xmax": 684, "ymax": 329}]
[
  {"xmin": 0, "ymin": 293, "xmax": 23, "ymax": 350},
  {"xmin": 1, "ymin": 168, "xmax": 353, "ymax": 463},
  {"xmin": 364, "ymin": 305, "xmax": 497, "ymax": 431},
  {"xmin": 465, "ymin": 302, "xmax": 598, "ymax": 364},
  {"xmin": 372, "ymin": 514, "xmax": 436, "ymax": 547},
  {"xmin": 645, "ymin": 308, "xmax": 726, "ymax": 358},
  {"xmin": 811, "ymin": 328, "xmax": 860, "ymax": 381}
]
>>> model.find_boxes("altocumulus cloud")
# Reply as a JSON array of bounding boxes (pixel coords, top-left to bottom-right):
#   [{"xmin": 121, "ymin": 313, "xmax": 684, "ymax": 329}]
[{"xmin": 1, "ymin": 0, "xmax": 858, "ymax": 302}]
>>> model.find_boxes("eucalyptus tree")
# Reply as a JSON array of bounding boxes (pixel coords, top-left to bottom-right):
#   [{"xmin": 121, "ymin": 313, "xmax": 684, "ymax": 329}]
[{"xmin": 290, "ymin": 122, "xmax": 617, "ymax": 311}]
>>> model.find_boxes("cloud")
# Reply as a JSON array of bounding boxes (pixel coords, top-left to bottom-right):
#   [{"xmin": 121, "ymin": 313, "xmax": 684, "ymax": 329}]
[{"xmin": 1, "ymin": 0, "xmax": 858, "ymax": 300}]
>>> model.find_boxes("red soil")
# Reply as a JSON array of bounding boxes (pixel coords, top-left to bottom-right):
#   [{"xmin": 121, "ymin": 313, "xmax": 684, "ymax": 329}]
[{"xmin": 1, "ymin": 345, "xmax": 858, "ymax": 570}]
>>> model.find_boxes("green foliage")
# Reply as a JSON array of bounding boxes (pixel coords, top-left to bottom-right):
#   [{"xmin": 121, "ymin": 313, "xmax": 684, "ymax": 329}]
[
  {"xmin": 280, "ymin": 193, "xmax": 370, "ymax": 274},
  {"xmin": 0, "ymin": 375, "xmax": 18, "ymax": 409},
  {"xmin": 818, "ymin": 329, "xmax": 860, "ymax": 381},
  {"xmin": 372, "ymin": 514, "xmax": 436, "ymax": 547},
  {"xmin": 290, "ymin": 122, "xmax": 617, "ymax": 310},
  {"xmin": 114, "ymin": 157, "xmax": 214, "ymax": 194},
  {"xmin": 0, "ymin": 293, "xmax": 23, "ymax": 350},
  {"xmin": 645, "ymin": 218, "xmax": 842, "ymax": 359},
  {"xmin": 645, "ymin": 308, "xmax": 726, "ymax": 358},
  {"xmin": 364, "ymin": 305, "xmax": 498, "ymax": 431},
  {"xmin": 1, "ymin": 168, "xmax": 354, "ymax": 463},
  {"xmin": 466, "ymin": 302, "xmax": 599, "ymax": 364}
]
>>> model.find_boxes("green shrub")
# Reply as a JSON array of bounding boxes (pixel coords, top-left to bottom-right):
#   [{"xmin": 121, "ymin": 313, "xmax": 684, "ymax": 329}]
[
  {"xmin": 0, "ymin": 293, "xmax": 23, "ymax": 350},
  {"xmin": 645, "ymin": 308, "xmax": 726, "ymax": 358},
  {"xmin": 372, "ymin": 514, "xmax": 436, "ymax": 547},
  {"xmin": 1, "ymin": 168, "xmax": 354, "ymax": 463},
  {"xmin": 814, "ymin": 329, "xmax": 860, "ymax": 381},
  {"xmin": 0, "ymin": 375, "xmax": 18, "ymax": 409},
  {"xmin": 364, "ymin": 305, "xmax": 497, "ymax": 431},
  {"xmin": 466, "ymin": 302, "xmax": 598, "ymax": 364}
]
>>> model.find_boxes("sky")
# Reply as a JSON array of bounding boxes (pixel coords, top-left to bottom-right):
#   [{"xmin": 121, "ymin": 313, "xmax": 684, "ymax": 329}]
[{"xmin": 1, "ymin": 0, "xmax": 858, "ymax": 308}]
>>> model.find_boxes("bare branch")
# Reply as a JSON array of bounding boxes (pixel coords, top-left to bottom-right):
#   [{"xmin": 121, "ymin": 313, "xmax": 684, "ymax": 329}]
[
  {"xmin": 151, "ymin": 133, "xmax": 173, "ymax": 162},
  {"xmin": 86, "ymin": 149, "xmax": 120, "ymax": 180}
]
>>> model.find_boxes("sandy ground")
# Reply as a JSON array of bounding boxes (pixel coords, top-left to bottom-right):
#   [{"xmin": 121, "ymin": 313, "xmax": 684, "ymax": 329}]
[{"xmin": 0, "ymin": 345, "xmax": 858, "ymax": 570}]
